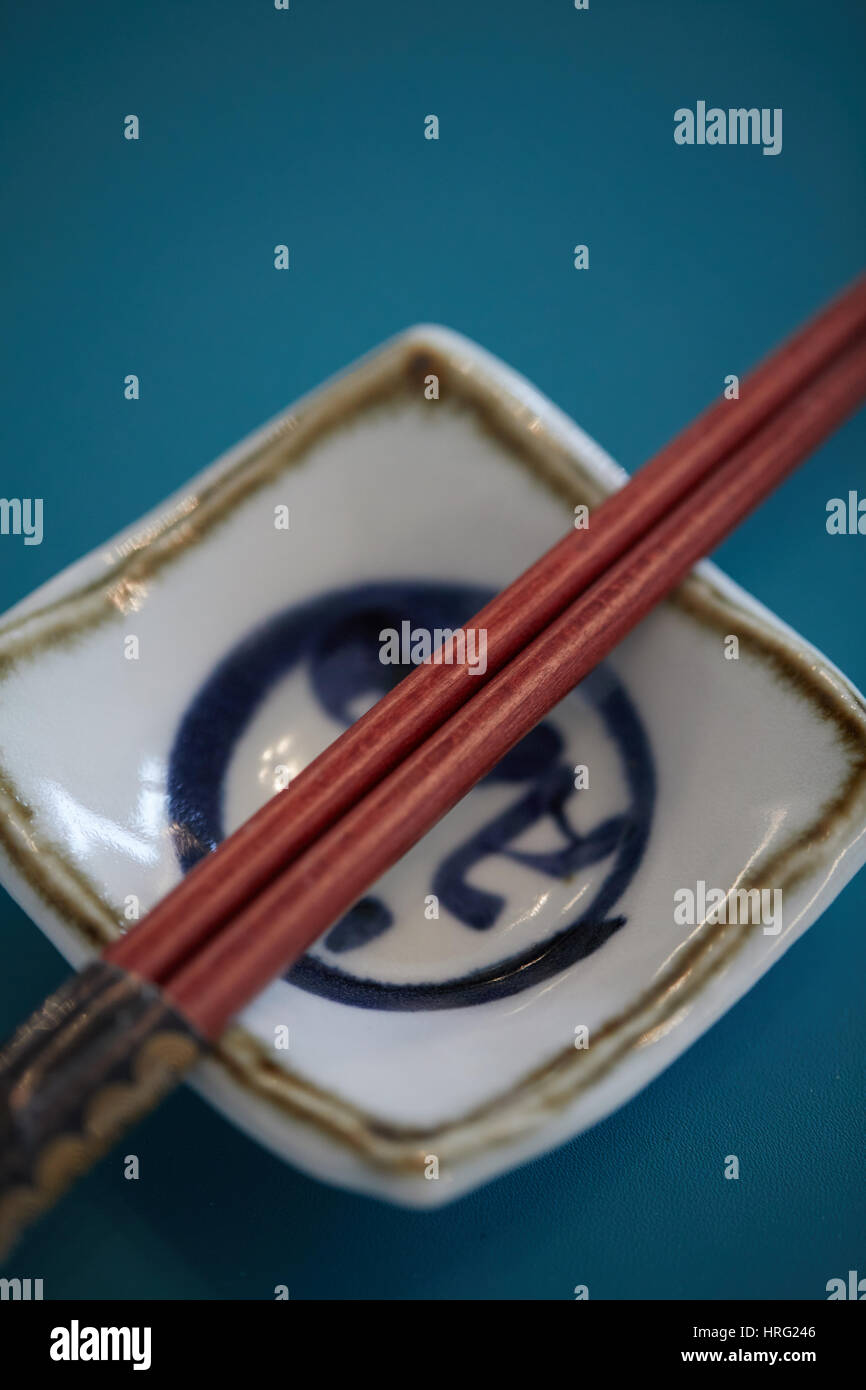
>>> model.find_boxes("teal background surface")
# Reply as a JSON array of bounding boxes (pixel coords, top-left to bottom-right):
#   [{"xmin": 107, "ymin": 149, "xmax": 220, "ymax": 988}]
[{"xmin": 1, "ymin": 0, "xmax": 864, "ymax": 1299}]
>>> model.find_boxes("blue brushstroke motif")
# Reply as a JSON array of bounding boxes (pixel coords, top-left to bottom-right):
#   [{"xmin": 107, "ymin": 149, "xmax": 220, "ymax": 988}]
[{"xmin": 168, "ymin": 582, "xmax": 655, "ymax": 1009}]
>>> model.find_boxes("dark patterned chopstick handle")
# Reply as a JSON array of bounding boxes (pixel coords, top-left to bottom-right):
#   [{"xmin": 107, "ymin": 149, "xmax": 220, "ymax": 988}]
[{"xmin": 0, "ymin": 961, "xmax": 202, "ymax": 1260}]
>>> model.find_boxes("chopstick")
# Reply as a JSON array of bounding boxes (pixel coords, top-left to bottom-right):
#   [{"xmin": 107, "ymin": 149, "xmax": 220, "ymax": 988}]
[
  {"xmin": 106, "ymin": 275, "xmax": 866, "ymax": 986},
  {"xmin": 2, "ymin": 297, "xmax": 866, "ymax": 1261},
  {"xmin": 164, "ymin": 327, "xmax": 866, "ymax": 1036}
]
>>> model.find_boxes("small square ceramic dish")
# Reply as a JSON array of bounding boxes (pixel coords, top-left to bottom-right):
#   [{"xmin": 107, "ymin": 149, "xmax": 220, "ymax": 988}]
[{"xmin": 1, "ymin": 327, "xmax": 865, "ymax": 1206}]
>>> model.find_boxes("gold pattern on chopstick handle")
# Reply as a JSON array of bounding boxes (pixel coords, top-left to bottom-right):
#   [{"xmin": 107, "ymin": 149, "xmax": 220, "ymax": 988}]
[{"xmin": 0, "ymin": 961, "xmax": 202, "ymax": 1260}]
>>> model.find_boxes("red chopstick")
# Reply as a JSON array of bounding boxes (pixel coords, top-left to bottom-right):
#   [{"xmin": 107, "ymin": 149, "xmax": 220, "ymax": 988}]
[
  {"xmin": 163, "ymin": 327, "xmax": 866, "ymax": 1038},
  {"xmin": 106, "ymin": 275, "xmax": 866, "ymax": 985}
]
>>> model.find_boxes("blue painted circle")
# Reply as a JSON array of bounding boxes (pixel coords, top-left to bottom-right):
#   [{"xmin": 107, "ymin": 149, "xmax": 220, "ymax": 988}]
[{"xmin": 167, "ymin": 582, "xmax": 655, "ymax": 1009}]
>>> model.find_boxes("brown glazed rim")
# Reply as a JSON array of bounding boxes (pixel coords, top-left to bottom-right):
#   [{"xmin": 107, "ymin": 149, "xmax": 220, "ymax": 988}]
[{"xmin": 1, "ymin": 328, "xmax": 866, "ymax": 1183}]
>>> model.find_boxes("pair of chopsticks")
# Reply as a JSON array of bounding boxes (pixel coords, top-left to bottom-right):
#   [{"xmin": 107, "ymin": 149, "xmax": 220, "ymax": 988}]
[{"xmin": 3, "ymin": 276, "xmax": 866, "ymax": 1256}]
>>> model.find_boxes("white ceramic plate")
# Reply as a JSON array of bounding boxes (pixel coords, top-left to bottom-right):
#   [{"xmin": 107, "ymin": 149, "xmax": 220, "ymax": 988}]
[{"xmin": 1, "ymin": 326, "xmax": 865, "ymax": 1205}]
